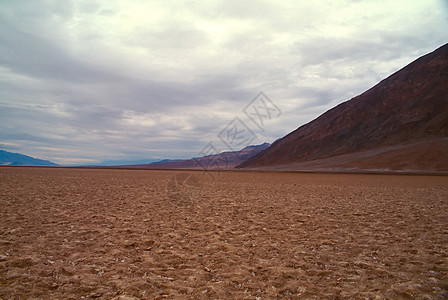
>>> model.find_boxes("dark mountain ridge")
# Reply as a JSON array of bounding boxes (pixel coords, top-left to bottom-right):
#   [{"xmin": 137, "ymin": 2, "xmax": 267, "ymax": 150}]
[
  {"xmin": 0, "ymin": 150, "xmax": 58, "ymax": 166},
  {"xmin": 116, "ymin": 142, "xmax": 270, "ymax": 169},
  {"xmin": 238, "ymin": 43, "xmax": 448, "ymax": 172}
]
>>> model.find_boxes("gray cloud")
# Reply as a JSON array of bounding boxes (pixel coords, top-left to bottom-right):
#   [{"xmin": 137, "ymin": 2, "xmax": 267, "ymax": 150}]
[{"xmin": 0, "ymin": 0, "xmax": 446, "ymax": 164}]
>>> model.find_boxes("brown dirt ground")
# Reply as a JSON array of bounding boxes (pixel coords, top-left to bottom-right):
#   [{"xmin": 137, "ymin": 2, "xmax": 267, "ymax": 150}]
[{"xmin": 1, "ymin": 167, "xmax": 447, "ymax": 299}]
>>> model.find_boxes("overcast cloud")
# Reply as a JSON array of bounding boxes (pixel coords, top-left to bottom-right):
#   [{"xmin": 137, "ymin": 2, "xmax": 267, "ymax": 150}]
[{"xmin": 0, "ymin": 0, "xmax": 446, "ymax": 164}]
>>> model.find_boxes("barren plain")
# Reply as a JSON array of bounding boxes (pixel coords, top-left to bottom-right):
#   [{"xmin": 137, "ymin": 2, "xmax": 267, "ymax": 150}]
[{"xmin": 1, "ymin": 167, "xmax": 447, "ymax": 299}]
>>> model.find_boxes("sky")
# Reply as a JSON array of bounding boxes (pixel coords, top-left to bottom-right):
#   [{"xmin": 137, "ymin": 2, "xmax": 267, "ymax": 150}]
[{"xmin": 0, "ymin": 0, "xmax": 447, "ymax": 165}]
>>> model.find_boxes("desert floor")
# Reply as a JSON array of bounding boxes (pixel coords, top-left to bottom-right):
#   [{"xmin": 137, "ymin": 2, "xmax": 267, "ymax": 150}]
[{"xmin": 1, "ymin": 167, "xmax": 447, "ymax": 299}]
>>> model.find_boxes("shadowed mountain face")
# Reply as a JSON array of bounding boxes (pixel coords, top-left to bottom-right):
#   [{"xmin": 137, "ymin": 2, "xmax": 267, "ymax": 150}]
[
  {"xmin": 0, "ymin": 150, "xmax": 58, "ymax": 166},
  {"xmin": 117, "ymin": 143, "xmax": 270, "ymax": 169},
  {"xmin": 238, "ymin": 44, "xmax": 448, "ymax": 172}
]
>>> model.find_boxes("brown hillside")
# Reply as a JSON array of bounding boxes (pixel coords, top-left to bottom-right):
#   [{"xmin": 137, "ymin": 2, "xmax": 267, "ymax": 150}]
[{"xmin": 238, "ymin": 43, "xmax": 448, "ymax": 172}]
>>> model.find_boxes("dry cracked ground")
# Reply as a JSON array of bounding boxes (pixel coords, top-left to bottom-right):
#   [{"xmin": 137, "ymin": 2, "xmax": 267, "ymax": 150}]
[{"xmin": 1, "ymin": 167, "xmax": 447, "ymax": 299}]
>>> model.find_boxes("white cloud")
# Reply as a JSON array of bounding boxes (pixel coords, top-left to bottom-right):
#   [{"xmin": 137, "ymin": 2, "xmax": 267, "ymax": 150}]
[{"xmin": 0, "ymin": 0, "xmax": 446, "ymax": 164}]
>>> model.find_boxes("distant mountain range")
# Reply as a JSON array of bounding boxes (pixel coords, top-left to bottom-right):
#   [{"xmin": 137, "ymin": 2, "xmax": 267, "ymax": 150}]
[
  {"xmin": 0, "ymin": 143, "xmax": 270, "ymax": 169},
  {"xmin": 114, "ymin": 143, "xmax": 271, "ymax": 169},
  {"xmin": 238, "ymin": 43, "xmax": 448, "ymax": 173},
  {"xmin": 82, "ymin": 158, "xmax": 161, "ymax": 167},
  {"xmin": 0, "ymin": 150, "xmax": 58, "ymax": 166},
  {"xmin": 4, "ymin": 44, "xmax": 447, "ymax": 173}
]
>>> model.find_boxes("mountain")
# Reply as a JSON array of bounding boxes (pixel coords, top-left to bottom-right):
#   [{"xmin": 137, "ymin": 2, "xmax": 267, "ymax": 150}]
[
  {"xmin": 237, "ymin": 43, "xmax": 448, "ymax": 173},
  {"xmin": 81, "ymin": 158, "xmax": 161, "ymax": 167},
  {"xmin": 117, "ymin": 143, "xmax": 270, "ymax": 169},
  {"xmin": 0, "ymin": 150, "xmax": 58, "ymax": 166}
]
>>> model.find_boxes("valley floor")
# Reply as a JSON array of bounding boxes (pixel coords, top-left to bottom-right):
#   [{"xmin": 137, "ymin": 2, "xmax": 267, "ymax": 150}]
[{"xmin": 1, "ymin": 167, "xmax": 447, "ymax": 299}]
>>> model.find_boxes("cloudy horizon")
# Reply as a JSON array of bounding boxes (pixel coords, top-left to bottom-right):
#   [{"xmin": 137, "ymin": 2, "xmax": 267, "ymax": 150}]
[{"xmin": 0, "ymin": 0, "xmax": 446, "ymax": 165}]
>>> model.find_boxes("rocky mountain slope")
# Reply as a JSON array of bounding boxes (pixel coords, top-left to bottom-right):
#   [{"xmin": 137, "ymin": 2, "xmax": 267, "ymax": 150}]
[{"xmin": 237, "ymin": 43, "xmax": 448, "ymax": 173}]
